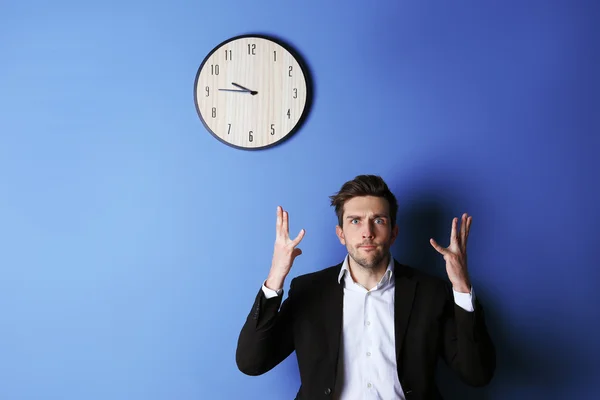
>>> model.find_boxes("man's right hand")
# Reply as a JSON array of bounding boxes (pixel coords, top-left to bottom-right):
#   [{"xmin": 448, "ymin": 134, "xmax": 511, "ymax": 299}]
[{"xmin": 265, "ymin": 206, "xmax": 305, "ymax": 291}]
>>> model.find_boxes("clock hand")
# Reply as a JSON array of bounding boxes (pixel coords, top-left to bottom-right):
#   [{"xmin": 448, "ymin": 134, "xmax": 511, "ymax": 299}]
[
  {"xmin": 232, "ymin": 82, "xmax": 252, "ymax": 91},
  {"xmin": 218, "ymin": 88, "xmax": 258, "ymax": 95},
  {"xmin": 231, "ymin": 82, "xmax": 258, "ymax": 95},
  {"xmin": 219, "ymin": 89, "xmax": 250, "ymax": 93}
]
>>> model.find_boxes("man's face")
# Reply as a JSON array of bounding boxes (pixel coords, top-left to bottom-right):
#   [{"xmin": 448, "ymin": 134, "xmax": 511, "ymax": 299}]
[{"xmin": 335, "ymin": 196, "xmax": 398, "ymax": 270}]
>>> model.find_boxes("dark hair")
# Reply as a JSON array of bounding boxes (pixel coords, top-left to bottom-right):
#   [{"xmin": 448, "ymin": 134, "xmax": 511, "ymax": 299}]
[{"xmin": 329, "ymin": 175, "xmax": 398, "ymax": 228}]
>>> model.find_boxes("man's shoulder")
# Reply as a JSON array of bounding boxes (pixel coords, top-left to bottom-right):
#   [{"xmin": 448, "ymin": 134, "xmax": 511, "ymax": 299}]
[
  {"xmin": 395, "ymin": 260, "xmax": 451, "ymax": 290},
  {"xmin": 290, "ymin": 263, "xmax": 342, "ymax": 288},
  {"xmin": 287, "ymin": 259, "xmax": 451, "ymax": 292}
]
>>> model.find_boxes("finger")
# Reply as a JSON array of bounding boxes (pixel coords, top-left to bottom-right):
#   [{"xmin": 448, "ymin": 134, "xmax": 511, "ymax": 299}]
[
  {"xmin": 465, "ymin": 215, "xmax": 472, "ymax": 242},
  {"xmin": 276, "ymin": 206, "xmax": 282, "ymax": 236},
  {"xmin": 460, "ymin": 213, "xmax": 468, "ymax": 242},
  {"xmin": 291, "ymin": 229, "xmax": 306, "ymax": 246},
  {"xmin": 283, "ymin": 210, "xmax": 289, "ymax": 237},
  {"xmin": 430, "ymin": 238, "xmax": 446, "ymax": 255},
  {"xmin": 450, "ymin": 217, "xmax": 458, "ymax": 245}
]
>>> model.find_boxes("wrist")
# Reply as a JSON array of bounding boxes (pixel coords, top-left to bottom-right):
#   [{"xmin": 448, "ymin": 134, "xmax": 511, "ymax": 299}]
[
  {"xmin": 266, "ymin": 273, "xmax": 286, "ymax": 291},
  {"xmin": 452, "ymin": 282, "xmax": 471, "ymax": 293}
]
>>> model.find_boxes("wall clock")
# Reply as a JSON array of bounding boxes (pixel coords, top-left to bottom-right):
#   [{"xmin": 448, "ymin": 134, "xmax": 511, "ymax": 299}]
[{"xmin": 193, "ymin": 34, "xmax": 312, "ymax": 150}]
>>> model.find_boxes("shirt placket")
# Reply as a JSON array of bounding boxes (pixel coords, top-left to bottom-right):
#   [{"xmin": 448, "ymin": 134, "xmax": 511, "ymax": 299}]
[{"xmin": 364, "ymin": 290, "xmax": 376, "ymax": 396}]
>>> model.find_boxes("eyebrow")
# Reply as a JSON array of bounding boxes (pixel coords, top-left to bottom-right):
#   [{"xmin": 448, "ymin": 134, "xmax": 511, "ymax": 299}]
[{"xmin": 345, "ymin": 214, "xmax": 389, "ymax": 220}]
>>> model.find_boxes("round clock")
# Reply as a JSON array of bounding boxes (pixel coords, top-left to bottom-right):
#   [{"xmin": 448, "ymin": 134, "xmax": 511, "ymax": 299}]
[{"xmin": 193, "ymin": 34, "xmax": 312, "ymax": 150}]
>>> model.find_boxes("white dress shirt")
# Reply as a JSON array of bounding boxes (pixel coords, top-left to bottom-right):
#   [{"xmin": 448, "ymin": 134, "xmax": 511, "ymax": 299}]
[{"xmin": 262, "ymin": 255, "xmax": 475, "ymax": 399}]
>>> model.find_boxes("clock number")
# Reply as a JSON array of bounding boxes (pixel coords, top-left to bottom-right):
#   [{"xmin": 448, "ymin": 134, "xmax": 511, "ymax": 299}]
[
  {"xmin": 228, "ymin": 124, "xmax": 231, "ymax": 135},
  {"xmin": 225, "ymin": 49, "xmax": 232, "ymax": 60},
  {"xmin": 248, "ymin": 44, "xmax": 256, "ymax": 55},
  {"xmin": 211, "ymin": 64, "xmax": 219, "ymax": 75},
  {"xmin": 293, "ymin": 88, "xmax": 297, "ymax": 99},
  {"xmin": 249, "ymin": 130, "xmax": 254, "ymax": 142},
  {"xmin": 287, "ymin": 109, "xmax": 291, "ymax": 119},
  {"xmin": 288, "ymin": 66, "xmax": 293, "ymax": 77},
  {"xmin": 212, "ymin": 107, "xmax": 217, "ymax": 118},
  {"xmin": 205, "ymin": 86, "xmax": 210, "ymax": 97},
  {"xmin": 273, "ymin": 51, "xmax": 277, "ymax": 61},
  {"xmin": 271, "ymin": 124, "xmax": 275, "ymax": 135}
]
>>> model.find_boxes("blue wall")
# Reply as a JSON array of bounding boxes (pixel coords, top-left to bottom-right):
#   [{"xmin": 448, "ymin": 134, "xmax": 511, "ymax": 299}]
[{"xmin": 1, "ymin": 1, "xmax": 598, "ymax": 399}]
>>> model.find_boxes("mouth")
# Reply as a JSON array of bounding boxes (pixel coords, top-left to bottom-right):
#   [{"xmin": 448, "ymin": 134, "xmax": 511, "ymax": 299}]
[{"xmin": 358, "ymin": 245, "xmax": 377, "ymax": 250}]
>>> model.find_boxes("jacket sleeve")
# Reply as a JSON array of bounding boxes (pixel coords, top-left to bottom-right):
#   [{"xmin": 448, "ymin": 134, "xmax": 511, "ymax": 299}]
[
  {"xmin": 441, "ymin": 283, "xmax": 496, "ymax": 386},
  {"xmin": 235, "ymin": 278, "xmax": 297, "ymax": 376}
]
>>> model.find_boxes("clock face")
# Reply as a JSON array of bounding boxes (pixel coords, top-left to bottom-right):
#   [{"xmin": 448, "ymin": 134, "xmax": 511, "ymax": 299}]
[{"xmin": 194, "ymin": 35, "xmax": 311, "ymax": 150}]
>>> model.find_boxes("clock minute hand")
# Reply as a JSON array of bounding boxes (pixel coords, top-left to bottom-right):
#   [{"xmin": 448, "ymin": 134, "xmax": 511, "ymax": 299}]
[
  {"xmin": 232, "ymin": 82, "xmax": 258, "ymax": 95},
  {"xmin": 218, "ymin": 88, "xmax": 258, "ymax": 95},
  {"xmin": 218, "ymin": 89, "xmax": 251, "ymax": 93}
]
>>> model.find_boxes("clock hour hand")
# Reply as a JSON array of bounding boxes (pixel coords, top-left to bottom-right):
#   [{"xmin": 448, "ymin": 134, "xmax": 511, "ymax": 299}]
[{"xmin": 232, "ymin": 82, "xmax": 258, "ymax": 95}]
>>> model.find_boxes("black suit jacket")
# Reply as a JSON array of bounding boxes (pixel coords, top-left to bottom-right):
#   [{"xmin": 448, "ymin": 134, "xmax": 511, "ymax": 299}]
[{"xmin": 236, "ymin": 260, "xmax": 496, "ymax": 400}]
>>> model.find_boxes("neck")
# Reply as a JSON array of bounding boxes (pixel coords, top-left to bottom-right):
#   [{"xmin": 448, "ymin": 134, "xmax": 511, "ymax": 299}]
[{"xmin": 347, "ymin": 254, "xmax": 390, "ymax": 291}]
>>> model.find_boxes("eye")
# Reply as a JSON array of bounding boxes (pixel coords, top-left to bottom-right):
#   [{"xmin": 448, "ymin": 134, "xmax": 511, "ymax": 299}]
[
  {"xmin": 375, "ymin": 218, "xmax": 384, "ymax": 224},
  {"xmin": 351, "ymin": 219, "xmax": 359, "ymax": 224}
]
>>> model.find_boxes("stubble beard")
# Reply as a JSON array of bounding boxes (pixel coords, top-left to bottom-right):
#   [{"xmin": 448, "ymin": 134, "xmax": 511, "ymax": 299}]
[{"xmin": 348, "ymin": 245, "xmax": 389, "ymax": 270}]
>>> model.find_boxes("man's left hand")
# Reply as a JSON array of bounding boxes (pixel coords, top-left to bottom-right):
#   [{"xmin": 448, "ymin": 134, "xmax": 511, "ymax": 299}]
[{"xmin": 430, "ymin": 213, "xmax": 472, "ymax": 293}]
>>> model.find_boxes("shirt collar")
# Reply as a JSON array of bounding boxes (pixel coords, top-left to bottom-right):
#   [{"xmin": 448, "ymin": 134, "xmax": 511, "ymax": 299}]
[{"xmin": 337, "ymin": 253, "xmax": 395, "ymax": 284}]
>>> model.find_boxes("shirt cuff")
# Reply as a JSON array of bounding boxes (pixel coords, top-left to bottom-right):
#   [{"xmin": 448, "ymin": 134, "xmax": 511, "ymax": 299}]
[
  {"xmin": 262, "ymin": 281, "xmax": 283, "ymax": 299},
  {"xmin": 453, "ymin": 286, "xmax": 476, "ymax": 312}
]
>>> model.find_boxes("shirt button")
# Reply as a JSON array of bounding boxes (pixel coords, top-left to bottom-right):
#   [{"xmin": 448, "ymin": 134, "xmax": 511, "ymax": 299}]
[
  {"xmin": 366, "ymin": 352, "xmax": 371, "ymax": 357},
  {"xmin": 366, "ymin": 321, "xmax": 371, "ymax": 326},
  {"xmin": 324, "ymin": 388, "xmax": 331, "ymax": 395},
  {"xmin": 367, "ymin": 383, "xmax": 372, "ymax": 388}
]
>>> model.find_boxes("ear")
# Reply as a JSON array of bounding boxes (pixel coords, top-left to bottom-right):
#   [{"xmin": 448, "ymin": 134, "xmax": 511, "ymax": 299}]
[{"xmin": 335, "ymin": 225, "xmax": 346, "ymax": 245}]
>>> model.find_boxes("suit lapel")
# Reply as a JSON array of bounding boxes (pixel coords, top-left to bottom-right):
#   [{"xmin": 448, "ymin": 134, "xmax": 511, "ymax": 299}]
[
  {"xmin": 393, "ymin": 261, "xmax": 417, "ymax": 364},
  {"xmin": 319, "ymin": 265, "xmax": 344, "ymax": 367}
]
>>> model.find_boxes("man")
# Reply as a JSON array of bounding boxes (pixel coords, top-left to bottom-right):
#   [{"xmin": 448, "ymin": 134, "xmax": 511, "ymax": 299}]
[{"xmin": 236, "ymin": 175, "xmax": 495, "ymax": 399}]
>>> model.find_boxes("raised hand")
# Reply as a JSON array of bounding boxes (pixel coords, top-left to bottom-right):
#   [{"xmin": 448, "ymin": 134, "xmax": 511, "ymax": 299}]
[
  {"xmin": 430, "ymin": 213, "xmax": 472, "ymax": 293},
  {"xmin": 265, "ymin": 206, "xmax": 305, "ymax": 290}
]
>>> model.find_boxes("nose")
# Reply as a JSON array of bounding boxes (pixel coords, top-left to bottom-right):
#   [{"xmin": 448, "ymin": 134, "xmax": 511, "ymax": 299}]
[{"xmin": 362, "ymin": 221, "xmax": 375, "ymax": 239}]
